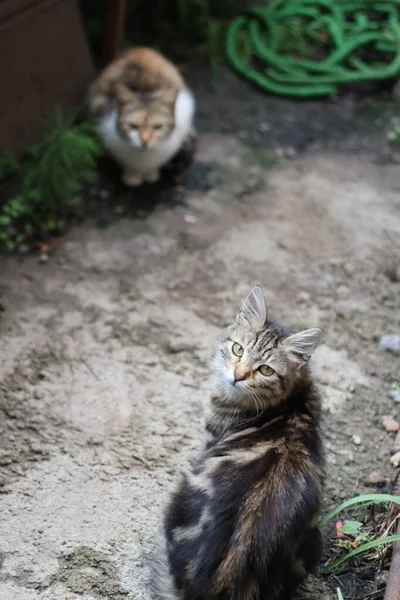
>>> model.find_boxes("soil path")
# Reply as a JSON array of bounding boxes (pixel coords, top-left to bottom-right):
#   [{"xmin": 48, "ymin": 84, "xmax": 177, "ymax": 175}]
[{"xmin": 1, "ymin": 101, "xmax": 400, "ymax": 599}]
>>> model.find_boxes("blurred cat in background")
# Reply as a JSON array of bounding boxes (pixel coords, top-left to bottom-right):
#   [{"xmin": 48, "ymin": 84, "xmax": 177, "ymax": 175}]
[{"xmin": 88, "ymin": 47, "xmax": 195, "ymax": 186}]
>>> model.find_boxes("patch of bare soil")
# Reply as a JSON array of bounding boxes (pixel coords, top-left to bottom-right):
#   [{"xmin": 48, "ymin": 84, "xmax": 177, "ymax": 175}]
[{"xmin": 0, "ymin": 70, "xmax": 400, "ymax": 600}]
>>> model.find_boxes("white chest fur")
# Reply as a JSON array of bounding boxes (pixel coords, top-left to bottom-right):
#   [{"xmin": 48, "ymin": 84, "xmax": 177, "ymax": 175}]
[{"xmin": 97, "ymin": 88, "xmax": 195, "ymax": 175}]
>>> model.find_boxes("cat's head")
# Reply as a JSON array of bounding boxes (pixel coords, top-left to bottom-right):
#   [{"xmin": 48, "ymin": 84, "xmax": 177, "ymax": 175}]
[
  {"xmin": 213, "ymin": 287, "xmax": 321, "ymax": 410},
  {"xmin": 114, "ymin": 83, "xmax": 177, "ymax": 148}
]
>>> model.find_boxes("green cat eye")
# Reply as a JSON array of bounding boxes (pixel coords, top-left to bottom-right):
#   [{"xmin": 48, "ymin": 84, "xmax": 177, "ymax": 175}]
[
  {"xmin": 232, "ymin": 342, "xmax": 244, "ymax": 357},
  {"xmin": 258, "ymin": 365, "xmax": 274, "ymax": 377}
]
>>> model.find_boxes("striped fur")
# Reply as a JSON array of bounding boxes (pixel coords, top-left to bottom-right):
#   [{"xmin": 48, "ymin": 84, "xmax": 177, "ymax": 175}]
[{"xmin": 153, "ymin": 287, "xmax": 325, "ymax": 600}]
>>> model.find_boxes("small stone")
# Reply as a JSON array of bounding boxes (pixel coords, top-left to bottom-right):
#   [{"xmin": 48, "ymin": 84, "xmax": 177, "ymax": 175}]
[
  {"xmin": 258, "ymin": 122, "xmax": 271, "ymax": 133},
  {"xmin": 389, "ymin": 389, "xmax": 400, "ymax": 403},
  {"xmin": 390, "ymin": 450, "xmax": 400, "ymax": 466},
  {"xmin": 297, "ymin": 291, "xmax": 311, "ymax": 304},
  {"xmin": 352, "ymin": 434, "xmax": 362, "ymax": 446},
  {"xmin": 365, "ymin": 471, "xmax": 386, "ymax": 486},
  {"xmin": 382, "ymin": 415, "xmax": 400, "ymax": 432},
  {"xmin": 39, "ymin": 252, "xmax": 48, "ymax": 264},
  {"xmin": 284, "ymin": 147, "xmax": 297, "ymax": 159},
  {"xmin": 343, "ymin": 263, "xmax": 354, "ymax": 278},
  {"xmin": 360, "ymin": 565, "xmax": 374, "ymax": 580},
  {"xmin": 378, "ymin": 334, "xmax": 400, "ymax": 353},
  {"xmin": 375, "ymin": 571, "xmax": 389, "ymax": 588},
  {"xmin": 337, "ymin": 285, "xmax": 350, "ymax": 298}
]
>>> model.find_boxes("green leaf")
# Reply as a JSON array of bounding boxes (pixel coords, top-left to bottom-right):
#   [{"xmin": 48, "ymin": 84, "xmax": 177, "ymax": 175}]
[
  {"xmin": 322, "ymin": 534, "xmax": 400, "ymax": 572},
  {"xmin": 320, "ymin": 494, "xmax": 400, "ymax": 526},
  {"xmin": 337, "ymin": 589, "xmax": 344, "ymax": 600},
  {"xmin": 339, "ymin": 520, "xmax": 363, "ymax": 536}
]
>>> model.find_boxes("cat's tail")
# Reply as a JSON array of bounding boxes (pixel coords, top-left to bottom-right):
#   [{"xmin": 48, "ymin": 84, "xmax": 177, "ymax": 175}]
[{"xmin": 148, "ymin": 529, "xmax": 178, "ymax": 600}]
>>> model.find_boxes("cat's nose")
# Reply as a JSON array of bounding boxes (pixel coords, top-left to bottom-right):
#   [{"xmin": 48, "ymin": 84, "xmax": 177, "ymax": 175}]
[
  {"xmin": 141, "ymin": 134, "xmax": 151, "ymax": 146},
  {"xmin": 233, "ymin": 372, "xmax": 245, "ymax": 383}
]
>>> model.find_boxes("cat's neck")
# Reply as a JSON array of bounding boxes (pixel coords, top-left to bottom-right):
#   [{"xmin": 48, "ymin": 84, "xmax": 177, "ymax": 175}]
[{"xmin": 205, "ymin": 375, "xmax": 319, "ymax": 445}]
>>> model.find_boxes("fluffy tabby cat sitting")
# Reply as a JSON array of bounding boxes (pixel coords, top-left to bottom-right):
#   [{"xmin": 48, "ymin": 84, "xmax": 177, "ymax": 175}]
[
  {"xmin": 153, "ymin": 287, "xmax": 325, "ymax": 600},
  {"xmin": 88, "ymin": 47, "xmax": 195, "ymax": 186}
]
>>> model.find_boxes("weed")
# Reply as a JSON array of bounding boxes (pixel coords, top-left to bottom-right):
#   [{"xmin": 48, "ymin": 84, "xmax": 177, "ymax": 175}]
[
  {"xmin": 336, "ymin": 588, "xmax": 344, "ymax": 600},
  {"xmin": 0, "ymin": 108, "xmax": 103, "ymax": 252},
  {"xmin": 321, "ymin": 493, "xmax": 400, "ymax": 572}
]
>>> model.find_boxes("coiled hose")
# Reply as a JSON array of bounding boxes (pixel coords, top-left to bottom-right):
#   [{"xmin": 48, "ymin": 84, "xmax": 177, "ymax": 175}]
[{"xmin": 226, "ymin": 0, "xmax": 400, "ymax": 97}]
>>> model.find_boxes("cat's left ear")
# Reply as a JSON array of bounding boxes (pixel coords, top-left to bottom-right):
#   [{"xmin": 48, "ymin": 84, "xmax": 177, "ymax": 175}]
[
  {"xmin": 282, "ymin": 328, "xmax": 321, "ymax": 369},
  {"xmin": 114, "ymin": 83, "xmax": 135, "ymax": 105},
  {"xmin": 236, "ymin": 286, "xmax": 267, "ymax": 330}
]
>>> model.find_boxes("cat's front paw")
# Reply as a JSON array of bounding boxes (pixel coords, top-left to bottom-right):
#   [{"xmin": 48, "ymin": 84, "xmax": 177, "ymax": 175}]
[
  {"xmin": 122, "ymin": 171, "xmax": 143, "ymax": 187},
  {"xmin": 144, "ymin": 170, "xmax": 160, "ymax": 183}
]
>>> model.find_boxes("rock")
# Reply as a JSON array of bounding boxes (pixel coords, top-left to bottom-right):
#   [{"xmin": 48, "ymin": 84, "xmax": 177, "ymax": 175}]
[
  {"xmin": 378, "ymin": 334, "xmax": 400, "ymax": 353},
  {"xmin": 389, "ymin": 389, "xmax": 400, "ymax": 403},
  {"xmin": 258, "ymin": 122, "xmax": 271, "ymax": 133},
  {"xmin": 284, "ymin": 147, "xmax": 297, "ymax": 159},
  {"xmin": 39, "ymin": 252, "xmax": 49, "ymax": 264},
  {"xmin": 365, "ymin": 471, "xmax": 386, "ymax": 486},
  {"xmin": 375, "ymin": 571, "xmax": 389, "ymax": 589},
  {"xmin": 352, "ymin": 434, "xmax": 362, "ymax": 446},
  {"xmin": 343, "ymin": 263, "xmax": 354, "ymax": 278},
  {"xmin": 360, "ymin": 565, "xmax": 374, "ymax": 580},
  {"xmin": 382, "ymin": 415, "xmax": 400, "ymax": 433},
  {"xmin": 297, "ymin": 291, "xmax": 311, "ymax": 304},
  {"xmin": 390, "ymin": 450, "xmax": 400, "ymax": 466},
  {"xmin": 337, "ymin": 285, "xmax": 350, "ymax": 298}
]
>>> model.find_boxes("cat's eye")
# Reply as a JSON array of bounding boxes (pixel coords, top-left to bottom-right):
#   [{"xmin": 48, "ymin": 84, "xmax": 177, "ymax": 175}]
[
  {"xmin": 130, "ymin": 124, "xmax": 139, "ymax": 130},
  {"xmin": 153, "ymin": 124, "xmax": 164, "ymax": 131},
  {"xmin": 232, "ymin": 342, "xmax": 244, "ymax": 357},
  {"xmin": 258, "ymin": 365, "xmax": 274, "ymax": 377}
]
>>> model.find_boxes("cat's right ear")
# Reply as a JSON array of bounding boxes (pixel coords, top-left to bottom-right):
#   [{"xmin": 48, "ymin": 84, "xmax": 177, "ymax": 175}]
[
  {"xmin": 114, "ymin": 83, "xmax": 134, "ymax": 105},
  {"xmin": 236, "ymin": 286, "xmax": 267, "ymax": 330}
]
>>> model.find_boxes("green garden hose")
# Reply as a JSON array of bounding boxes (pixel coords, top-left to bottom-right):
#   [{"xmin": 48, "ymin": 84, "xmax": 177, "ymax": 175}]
[{"xmin": 226, "ymin": 0, "xmax": 400, "ymax": 97}]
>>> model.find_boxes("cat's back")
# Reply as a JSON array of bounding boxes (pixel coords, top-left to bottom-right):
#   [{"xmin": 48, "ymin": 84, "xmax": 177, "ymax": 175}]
[{"xmin": 95, "ymin": 46, "xmax": 184, "ymax": 92}]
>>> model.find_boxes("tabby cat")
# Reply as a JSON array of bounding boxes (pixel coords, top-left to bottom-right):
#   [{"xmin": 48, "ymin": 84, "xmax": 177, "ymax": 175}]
[
  {"xmin": 153, "ymin": 287, "xmax": 325, "ymax": 600},
  {"xmin": 88, "ymin": 47, "xmax": 195, "ymax": 186}
]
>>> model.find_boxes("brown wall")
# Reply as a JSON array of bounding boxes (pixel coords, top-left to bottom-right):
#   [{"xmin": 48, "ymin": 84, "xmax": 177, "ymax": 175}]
[{"xmin": 0, "ymin": 0, "xmax": 94, "ymax": 154}]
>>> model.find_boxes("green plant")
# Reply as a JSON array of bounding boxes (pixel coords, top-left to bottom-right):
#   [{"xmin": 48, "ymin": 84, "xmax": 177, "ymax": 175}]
[
  {"xmin": 0, "ymin": 108, "xmax": 102, "ymax": 252},
  {"xmin": 0, "ymin": 150, "xmax": 20, "ymax": 179},
  {"xmin": 336, "ymin": 588, "xmax": 344, "ymax": 600},
  {"xmin": 321, "ymin": 493, "xmax": 400, "ymax": 572}
]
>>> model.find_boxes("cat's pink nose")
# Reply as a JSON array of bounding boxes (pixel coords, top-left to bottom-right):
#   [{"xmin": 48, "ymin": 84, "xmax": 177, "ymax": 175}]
[{"xmin": 233, "ymin": 373, "xmax": 245, "ymax": 383}]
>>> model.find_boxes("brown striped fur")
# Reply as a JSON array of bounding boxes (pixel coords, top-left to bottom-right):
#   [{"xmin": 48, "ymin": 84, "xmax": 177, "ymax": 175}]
[
  {"xmin": 88, "ymin": 47, "xmax": 184, "ymax": 118},
  {"xmin": 153, "ymin": 287, "xmax": 325, "ymax": 600}
]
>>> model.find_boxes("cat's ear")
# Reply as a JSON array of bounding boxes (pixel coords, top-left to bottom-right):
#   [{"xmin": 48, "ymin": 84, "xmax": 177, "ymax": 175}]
[
  {"xmin": 282, "ymin": 328, "xmax": 321, "ymax": 369},
  {"xmin": 236, "ymin": 286, "xmax": 267, "ymax": 330},
  {"xmin": 114, "ymin": 83, "xmax": 135, "ymax": 105},
  {"xmin": 158, "ymin": 87, "xmax": 179, "ymax": 105}
]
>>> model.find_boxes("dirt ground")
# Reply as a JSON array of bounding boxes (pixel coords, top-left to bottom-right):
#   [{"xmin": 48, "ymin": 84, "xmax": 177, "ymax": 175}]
[{"xmin": 1, "ymin": 68, "xmax": 400, "ymax": 600}]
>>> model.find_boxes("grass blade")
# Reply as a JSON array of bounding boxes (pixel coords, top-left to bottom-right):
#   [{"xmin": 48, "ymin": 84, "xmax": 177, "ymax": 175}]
[
  {"xmin": 322, "ymin": 534, "xmax": 400, "ymax": 572},
  {"xmin": 320, "ymin": 494, "xmax": 400, "ymax": 526}
]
